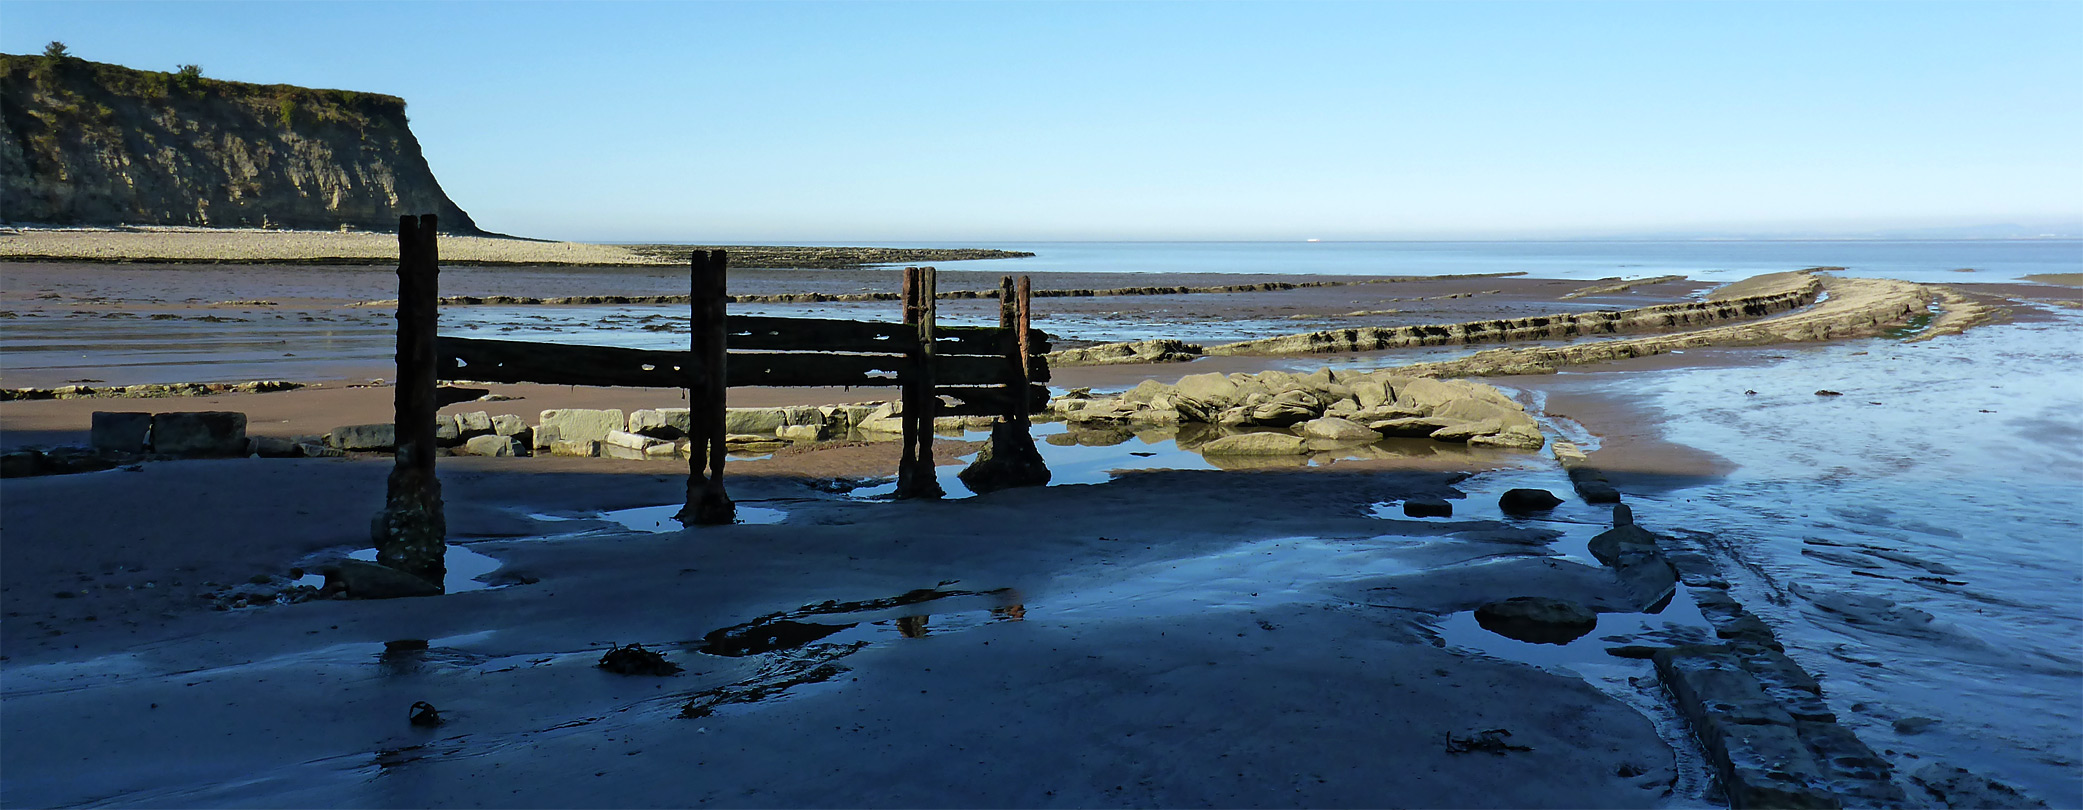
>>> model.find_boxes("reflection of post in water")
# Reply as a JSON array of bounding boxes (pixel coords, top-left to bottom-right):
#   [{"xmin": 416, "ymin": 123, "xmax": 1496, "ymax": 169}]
[
  {"xmin": 991, "ymin": 604, "xmax": 1027, "ymax": 621},
  {"xmin": 896, "ymin": 614, "xmax": 930, "ymax": 638}
]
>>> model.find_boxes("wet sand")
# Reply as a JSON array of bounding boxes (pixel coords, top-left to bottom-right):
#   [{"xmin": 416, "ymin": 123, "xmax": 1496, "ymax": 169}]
[{"xmin": 0, "ymin": 259, "xmax": 2043, "ymax": 807}]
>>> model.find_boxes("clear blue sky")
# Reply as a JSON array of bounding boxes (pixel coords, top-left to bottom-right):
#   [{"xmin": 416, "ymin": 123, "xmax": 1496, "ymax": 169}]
[{"xmin": 5, "ymin": 1, "xmax": 2079, "ymax": 242}]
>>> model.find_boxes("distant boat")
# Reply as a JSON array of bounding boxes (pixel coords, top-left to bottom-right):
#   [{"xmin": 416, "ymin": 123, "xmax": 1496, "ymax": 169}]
[{"xmin": 1305, "ymin": 238, "xmax": 1321, "ymax": 242}]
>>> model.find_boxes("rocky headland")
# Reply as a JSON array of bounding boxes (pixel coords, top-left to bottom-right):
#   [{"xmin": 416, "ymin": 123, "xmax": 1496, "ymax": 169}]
[{"xmin": 1, "ymin": 53, "xmax": 478, "ymax": 233}]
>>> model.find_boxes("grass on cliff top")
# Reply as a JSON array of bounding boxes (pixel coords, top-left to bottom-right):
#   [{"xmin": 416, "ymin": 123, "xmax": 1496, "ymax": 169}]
[{"xmin": 2, "ymin": 52, "xmax": 406, "ymax": 119}]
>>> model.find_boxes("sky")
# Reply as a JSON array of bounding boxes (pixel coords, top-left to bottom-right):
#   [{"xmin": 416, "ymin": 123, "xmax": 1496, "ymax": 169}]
[{"xmin": 4, "ymin": 1, "xmax": 2080, "ymax": 243}]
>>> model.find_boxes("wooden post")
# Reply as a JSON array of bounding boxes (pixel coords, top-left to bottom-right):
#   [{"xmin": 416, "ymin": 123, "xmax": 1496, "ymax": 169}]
[
  {"xmin": 998, "ymin": 275, "xmax": 1017, "ymax": 329},
  {"xmin": 897, "ymin": 267, "xmax": 919, "ymax": 496},
  {"xmin": 373, "ymin": 214, "xmax": 446, "ymax": 587},
  {"xmin": 1016, "ymin": 275, "xmax": 1034, "ymax": 427},
  {"xmin": 680, "ymin": 250, "xmax": 735, "ymax": 525},
  {"xmin": 897, "ymin": 266, "xmax": 943, "ymax": 499}
]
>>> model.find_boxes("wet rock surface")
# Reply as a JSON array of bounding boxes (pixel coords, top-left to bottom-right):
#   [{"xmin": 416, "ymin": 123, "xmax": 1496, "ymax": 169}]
[{"xmin": 1473, "ymin": 597, "xmax": 1598, "ymax": 645}]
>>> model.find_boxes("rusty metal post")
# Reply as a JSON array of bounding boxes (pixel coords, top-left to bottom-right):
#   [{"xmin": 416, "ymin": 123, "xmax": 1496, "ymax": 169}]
[
  {"xmin": 681, "ymin": 250, "xmax": 736, "ymax": 525},
  {"xmin": 373, "ymin": 214, "xmax": 446, "ymax": 587}
]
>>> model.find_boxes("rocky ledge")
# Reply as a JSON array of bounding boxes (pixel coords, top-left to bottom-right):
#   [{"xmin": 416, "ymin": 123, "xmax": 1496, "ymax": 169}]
[{"xmin": 1049, "ymin": 368, "xmax": 1545, "ymax": 453}]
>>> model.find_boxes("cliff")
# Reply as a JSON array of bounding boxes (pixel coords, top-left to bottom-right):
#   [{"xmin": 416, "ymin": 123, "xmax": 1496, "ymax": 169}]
[{"xmin": 0, "ymin": 53, "xmax": 481, "ymax": 233}]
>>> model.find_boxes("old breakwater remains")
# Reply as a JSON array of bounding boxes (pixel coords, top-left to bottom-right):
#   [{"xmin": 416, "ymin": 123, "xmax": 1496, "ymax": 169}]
[{"xmin": 1046, "ymin": 270, "xmax": 1999, "ymax": 370}]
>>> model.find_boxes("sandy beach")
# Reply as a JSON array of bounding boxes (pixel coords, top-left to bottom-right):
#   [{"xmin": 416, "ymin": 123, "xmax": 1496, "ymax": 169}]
[{"xmin": 4, "ymin": 245, "xmax": 2077, "ymax": 808}]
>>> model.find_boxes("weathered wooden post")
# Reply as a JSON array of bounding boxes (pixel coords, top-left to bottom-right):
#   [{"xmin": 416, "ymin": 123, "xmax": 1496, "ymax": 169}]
[
  {"xmin": 680, "ymin": 249, "xmax": 736, "ymax": 525},
  {"xmin": 373, "ymin": 214, "xmax": 445, "ymax": 586},
  {"xmin": 897, "ymin": 266, "xmax": 943, "ymax": 499},
  {"xmin": 1016, "ymin": 275, "xmax": 1034, "ymax": 427},
  {"xmin": 957, "ymin": 273, "xmax": 1049, "ymax": 494}
]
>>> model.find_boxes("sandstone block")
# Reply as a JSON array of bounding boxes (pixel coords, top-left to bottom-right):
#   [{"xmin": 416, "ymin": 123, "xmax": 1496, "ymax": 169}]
[
  {"xmin": 549, "ymin": 439, "xmax": 599, "ymax": 457},
  {"xmin": 463, "ymin": 434, "xmax": 523, "ymax": 457},
  {"xmin": 455, "ymin": 411, "xmax": 494, "ymax": 435},
  {"xmin": 628, "ymin": 408, "xmax": 693, "ymax": 438},
  {"xmin": 491, "ymin": 414, "xmax": 528, "ymax": 437},
  {"xmin": 538, "ymin": 409, "xmax": 623, "ymax": 445},
  {"xmin": 604, "ymin": 430, "xmax": 662, "ymax": 451},
  {"xmin": 329, "ymin": 422, "xmax": 395, "ymax": 451},
  {"xmin": 1298, "ymin": 416, "xmax": 1379, "ymax": 442},
  {"xmin": 155, "ymin": 412, "xmax": 249, "ymax": 456},
  {"xmin": 90, "ymin": 411, "xmax": 153, "ymax": 453}
]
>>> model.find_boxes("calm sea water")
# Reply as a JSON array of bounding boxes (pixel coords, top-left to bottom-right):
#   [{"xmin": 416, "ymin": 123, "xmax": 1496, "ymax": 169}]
[{"xmin": 894, "ymin": 239, "xmax": 2082, "ymax": 286}]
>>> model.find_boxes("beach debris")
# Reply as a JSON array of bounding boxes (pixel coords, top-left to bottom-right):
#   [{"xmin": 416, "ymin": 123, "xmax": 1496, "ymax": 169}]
[
  {"xmin": 1473, "ymin": 597, "xmax": 1598, "ymax": 645},
  {"xmin": 408, "ymin": 701, "xmax": 442, "ymax": 727},
  {"xmin": 1444, "ymin": 728, "xmax": 1532, "ymax": 755},
  {"xmin": 1498, "ymin": 488, "xmax": 1563, "ymax": 513},
  {"xmin": 1402, "ymin": 496, "xmax": 1453, "ymax": 517},
  {"xmin": 597, "ymin": 643, "xmax": 683, "ymax": 676}
]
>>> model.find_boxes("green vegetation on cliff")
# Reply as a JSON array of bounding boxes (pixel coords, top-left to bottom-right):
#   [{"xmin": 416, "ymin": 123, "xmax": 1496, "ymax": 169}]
[{"xmin": 0, "ymin": 52, "xmax": 480, "ymax": 233}]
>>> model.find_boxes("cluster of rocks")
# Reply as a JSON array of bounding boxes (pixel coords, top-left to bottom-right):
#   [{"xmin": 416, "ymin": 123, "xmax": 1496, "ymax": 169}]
[
  {"xmin": 1048, "ymin": 368, "xmax": 1545, "ymax": 458},
  {"xmin": 0, "ymin": 379, "xmax": 302, "ymax": 402},
  {"xmin": 320, "ymin": 401, "xmax": 956, "ymax": 461}
]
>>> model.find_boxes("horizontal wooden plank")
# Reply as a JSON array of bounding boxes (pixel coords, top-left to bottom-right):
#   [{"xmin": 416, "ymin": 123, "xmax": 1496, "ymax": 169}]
[
  {"xmin": 439, "ymin": 336, "xmax": 1048, "ymax": 389},
  {"xmin": 725, "ymin": 315, "xmax": 1048, "ymax": 355},
  {"xmin": 935, "ymin": 384, "xmax": 1051, "ymax": 417},
  {"xmin": 729, "ymin": 352, "xmax": 1026, "ymax": 387},
  {"xmin": 437, "ymin": 336, "xmax": 703, "ymax": 388}
]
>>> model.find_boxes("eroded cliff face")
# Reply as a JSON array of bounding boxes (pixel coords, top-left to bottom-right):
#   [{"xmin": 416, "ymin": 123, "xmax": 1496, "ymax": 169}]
[{"xmin": 0, "ymin": 54, "xmax": 480, "ymax": 233}]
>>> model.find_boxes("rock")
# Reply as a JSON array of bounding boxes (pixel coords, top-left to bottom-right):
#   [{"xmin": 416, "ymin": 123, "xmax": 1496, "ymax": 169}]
[
  {"xmin": 462, "ymin": 434, "xmax": 523, "ymax": 457},
  {"xmin": 491, "ymin": 414, "xmax": 528, "ymax": 437},
  {"xmin": 433, "ymin": 418, "xmax": 462, "ymax": 446},
  {"xmin": 1567, "ymin": 467, "xmax": 1622, "ymax": 502},
  {"xmin": 1370, "ymin": 416, "xmax": 1460, "ymax": 437},
  {"xmin": 603, "ymin": 430, "xmax": 662, "ymax": 451},
  {"xmin": 549, "ymin": 439, "xmax": 598, "ymax": 457},
  {"xmin": 1174, "ymin": 372, "xmax": 1242, "ymax": 409},
  {"xmin": 1350, "ymin": 378, "xmax": 1389, "ymax": 409},
  {"xmin": 1119, "ymin": 379, "xmax": 1173, "ymax": 405},
  {"xmin": 90, "ymin": 411, "xmax": 152, "ymax": 453},
  {"xmin": 1428, "ymin": 418, "xmax": 1503, "ymax": 443},
  {"xmin": 455, "ymin": 411, "xmax": 494, "ymax": 435},
  {"xmin": 296, "ymin": 442, "xmax": 344, "ymax": 458},
  {"xmin": 1911, "ymin": 763, "xmax": 2048, "ymax": 808},
  {"xmin": 723, "ymin": 407, "xmax": 789, "ymax": 434},
  {"xmin": 537, "ymin": 408, "xmax": 624, "ymax": 446},
  {"xmin": 153, "ymin": 412, "xmax": 248, "ymax": 456},
  {"xmin": 1891, "ymin": 716, "xmax": 1938, "ymax": 735},
  {"xmin": 1248, "ymin": 389, "xmax": 1324, "ymax": 427},
  {"xmin": 1474, "ymin": 597, "xmax": 1598, "ymax": 644},
  {"xmin": 1047, "ymin": 338, "xmax": 1203, "ymax": 366},
  {"xmin": 958, "ymin": 420, "xmax": 1052, "ymax": 494},
  {"xmin": 1499, "ymin": 488, "xmax": 1563, "ymax": 513},
  {"xmin": 1815, "ymin": 390, "xmax": 1843, "ymax": 396},
  {"xmin": 1613, "ymin": 503, "xmax": 1634, "ymax": 526},
  {"xmin": 328, "ymin": 559, "xmax": 441, "ymax": 599},
  {"xmin": 598, "ymin": 643, "xmax": 684, "ymax": 676},
  {"xmin": 0, "ymin": 450, "xmax": 44, "ymax": 478},
  {"xmin": 855, "ymin": 401, "xmax": 906, "ymax": 434},
  {"xmin": 251, "ymin": 435, "xmax": 302, "ymax": 458},
  {"xmin": 1199, "ymin": 432, "xmax": 1311, "ymax": 456},
  {"xmin": 329, "ymin": 423, "xmax": 396, "ymax": 451},
  {"xmin": 628, "ymin": 408, "xmax": 693, "ymax": 438},
  {"xmin": 1297, "ymin": 416, "xmax": 1379, "ymax": 442},
  {"xmin": 1392, "ymin": 377, "xmax": 1465, "ymax": 412},
  {"xmin": 776, "ymin": 423, "xmax": 826, "ymax": 442},
  {"xmin": 1403, "ymin": 496, "xmax": 1453, "ymax": 517}
]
